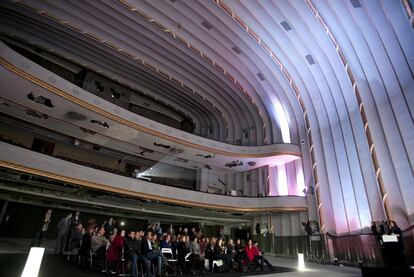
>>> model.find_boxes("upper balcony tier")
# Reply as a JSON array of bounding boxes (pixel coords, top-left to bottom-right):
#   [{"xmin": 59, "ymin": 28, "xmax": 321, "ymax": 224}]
[{"xmin": 0, "ymin": 42, "xmax": 301, "ymax": 171}]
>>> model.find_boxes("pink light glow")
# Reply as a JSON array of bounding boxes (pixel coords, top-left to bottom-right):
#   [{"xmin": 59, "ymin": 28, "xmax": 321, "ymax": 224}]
[
  {"xmin": 277, "ymin": 165, "xmax": 288, "ymax": 196},
  {"xmin": 296, "ymin": 161, "xmax": 306, "ymax": 196},
  {"xmin": 268, "ymin": 166, "xmax": 277, "ymax": 196}
]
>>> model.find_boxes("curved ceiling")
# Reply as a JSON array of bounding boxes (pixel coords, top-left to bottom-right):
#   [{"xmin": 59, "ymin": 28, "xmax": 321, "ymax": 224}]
[{"xmin": 0, "ymin": 0, "xmax": 413, "ymax": 231}]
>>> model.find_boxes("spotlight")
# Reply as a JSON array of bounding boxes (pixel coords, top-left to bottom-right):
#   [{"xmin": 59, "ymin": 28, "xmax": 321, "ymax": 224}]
[{"xmin": 120, "ymin": 221, "xmax": 125, "ymax": 226}]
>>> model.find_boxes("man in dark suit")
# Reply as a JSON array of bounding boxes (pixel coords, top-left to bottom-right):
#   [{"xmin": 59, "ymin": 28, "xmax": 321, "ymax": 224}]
[
  {"xmin": 141, "ymin": 230, "xmax": 166, "ymax": 276},
  {"xmin": 55, "ymin": 213, "xmax": 72, "ymax": 254}
]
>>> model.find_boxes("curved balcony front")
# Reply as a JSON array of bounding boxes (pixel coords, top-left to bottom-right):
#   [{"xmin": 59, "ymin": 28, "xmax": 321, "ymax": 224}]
[{"xmin": 0, "ymin": 142, "xmax": 308, "ymax": 212}]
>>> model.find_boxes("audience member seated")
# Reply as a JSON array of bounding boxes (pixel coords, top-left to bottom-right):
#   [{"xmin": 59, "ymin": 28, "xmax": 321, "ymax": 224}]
[
  {"xmin": 125, "ymin": 231, "xmax": 140, "ymax": 277},
  {"xmin": 199, "ymin": 236, "xmax": 207, "ymax": 258},
  {"xmin": 78, "ymin": 226, "xmax": 93, "ymax": 266},
  {"xmin": 152, "ymin": 233, "xmax": 160, "ymax": 251},
  {"xmin": 109, "ymin": 227, "xmax": 118, "ymax": 243},
  {"xmin": 69, "ymin": 223, "xmax": 83, "ymax": 253},
  {"xmin": 234, "ymin": 238, "xmax": 245, "ymax": 271},
  {"xmin": 90, "ymin": 227, "xmax": 108, "ymax": 268},
  {"xmin": 142, "ymin": 230, "xmax": 167, "ymax": 276},
  {"xmin": 171, "ymin": 235, "xmax": 179, "ymax": 259},
  {"xmin": 177, "ymin": 235, "xmax": 190, "ymax": 274},
  {"xmin": 245, "ymin": 240, "xmax": 276, "ymax": 271},
  {"xmin": 160, "ymin": 234, "xmax": 172, "ymax": 249},
  {"xmin": 253, "ymin": 241, "xmax": 275, "ymax": 271},
  {"xmin": 188, "ymin": 236, "xmax": 206, "ymax": 274},
  {"xmin": 206, "ymin": 237, "xmax": 226, "ymax": 272},
  {"xmin": 226, "ymin": 239, "xmax": 235, "ymax": 271},
  {"xmin": 91, "ymin": 227, "xmax": 108, "ymax": 253},
  {"xmin": 107, "ymin": 229, "xmax": 125, "ymax": 275},
  {"xmin": 134, "ymin": 230, "xmax": 150, "ymax": 276},
  {"xmin": 26, "ymin": 217, "xmax": 283, "ymax": 276}
]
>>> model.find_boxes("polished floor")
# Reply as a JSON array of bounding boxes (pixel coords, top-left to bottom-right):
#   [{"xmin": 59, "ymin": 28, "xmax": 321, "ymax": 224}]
[{"xmin": 0, "ymin": 238, "xmax": 362, "ymax": 277}]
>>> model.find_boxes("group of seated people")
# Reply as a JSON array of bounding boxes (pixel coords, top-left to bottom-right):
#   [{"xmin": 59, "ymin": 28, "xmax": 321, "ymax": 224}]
[{"xmin": 63, "ymin": 219, "xmax": 276, "ymax": 277}]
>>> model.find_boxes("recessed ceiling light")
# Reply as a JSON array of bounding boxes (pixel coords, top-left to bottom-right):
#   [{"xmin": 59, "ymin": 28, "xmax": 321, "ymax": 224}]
[
  {"xmin": 280, "ymin": 21, "xmax": 292, "ymax": 31},
  {"xmin": 305, "ymin": 54, "xmax": 315, "ymax": 65},
  {"xmin": 201, "ymin": 20, "xmax": 213, "ymax": 30},
  {"xmin": 231, "ymin": 46, "xmax": 242, "ymax": 54},
  {"xmin": 257, "ymin": 73, "xmax": 266, "ymax": 81},
  {"xmin": 350, "ymin": 0, "xmax": 361, "ymax": 8}
]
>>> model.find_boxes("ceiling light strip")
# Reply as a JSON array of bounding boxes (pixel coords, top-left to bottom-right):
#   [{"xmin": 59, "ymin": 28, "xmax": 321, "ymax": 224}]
[
  {"xmin": 305, "ymin": 0, "xmax": 392, "ymax": 221},
  {"xmin": 14, "ymin": 1, "xmax": 227, "ymax": 141},
  {"xmin": 0, "ymin": 160, "xmax": 307, "ymax": 212},
  {"xmin": 114, "ymin": 0, "xmax": 268, "ymax": 144},
  {"xmin": 214, "ymin": 0, "xmax": 323, "ymax": 230}
]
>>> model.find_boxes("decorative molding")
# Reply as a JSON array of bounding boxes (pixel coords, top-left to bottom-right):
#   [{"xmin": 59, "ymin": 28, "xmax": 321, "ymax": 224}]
[
  {"xmin": 213, "ymin": 0, "xmax": 323, "ymax": 229},
  {"xmin": 305, "ymin": 0, "xmax": 391, "ymax": 221}
]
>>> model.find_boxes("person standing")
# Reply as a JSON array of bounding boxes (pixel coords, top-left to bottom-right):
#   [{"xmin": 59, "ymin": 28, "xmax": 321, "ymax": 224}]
[
  {"xmin": 55, "ymin": 213, "xmax": 72, "ymax": 254},
  {"xmin": 388, "ymin": 220, "xmax": 407, "ymax": 267},
  {"xmin": 31, "ymin": 209, "xmax": 52, "ymax": 247},
  {"xmin": 66, "ymin": 210, "xmax": 81, "ymax": 252},
  {"xmin": 104, "ymin": 217, "xmax": 114, "ymax": 239}
]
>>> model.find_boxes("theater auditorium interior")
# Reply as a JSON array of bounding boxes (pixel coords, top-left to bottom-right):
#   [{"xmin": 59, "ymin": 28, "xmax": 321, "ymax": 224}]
[{"xmin": 0, "ymin": 0, "xmax": 413, "ymax": 276}]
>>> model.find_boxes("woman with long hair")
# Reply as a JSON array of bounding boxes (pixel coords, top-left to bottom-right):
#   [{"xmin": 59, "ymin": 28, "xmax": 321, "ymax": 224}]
[{"xmin": 106, "ymin": 229, "xmax": 125, "ymax": 274}]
